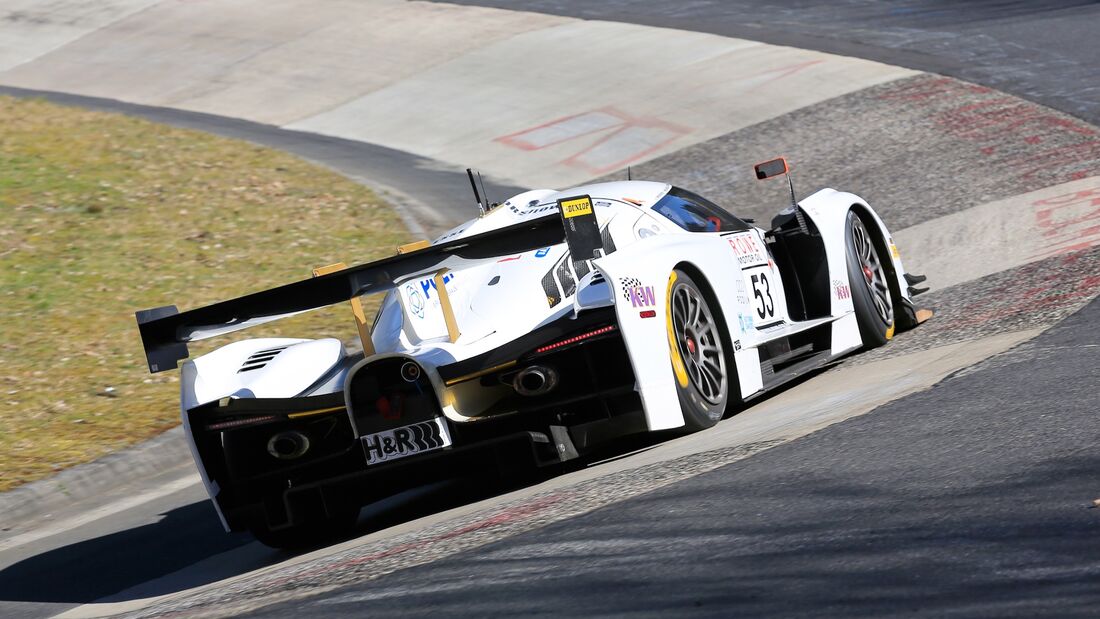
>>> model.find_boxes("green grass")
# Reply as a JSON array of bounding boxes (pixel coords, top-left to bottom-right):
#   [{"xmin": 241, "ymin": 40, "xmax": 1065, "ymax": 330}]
[{"xmin": 0, "ymin": 95, "xmax": 410, "ymax": 491}]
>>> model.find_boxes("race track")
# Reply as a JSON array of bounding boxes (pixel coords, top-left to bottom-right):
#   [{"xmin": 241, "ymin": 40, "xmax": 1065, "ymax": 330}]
[{"xmin": 0, "ymin": 2, "xmax": 1097, "ymax": 617}]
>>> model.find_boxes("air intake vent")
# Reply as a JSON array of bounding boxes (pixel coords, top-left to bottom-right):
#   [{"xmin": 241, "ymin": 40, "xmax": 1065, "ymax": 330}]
[{"xmin": 238, "ymin": 346, "xmax": 289, "ymax": 373}]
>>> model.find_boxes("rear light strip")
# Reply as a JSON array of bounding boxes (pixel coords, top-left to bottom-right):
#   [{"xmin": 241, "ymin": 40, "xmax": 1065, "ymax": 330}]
[
  {"xmin": 535, "ymin": 325, "xmax": 616, "ymax": 354},
  {"xmin": 205, "ymin": 415, "xmax": 279, "ymax": 431}
]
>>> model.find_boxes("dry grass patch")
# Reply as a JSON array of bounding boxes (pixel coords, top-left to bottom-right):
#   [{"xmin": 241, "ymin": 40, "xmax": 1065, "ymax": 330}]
[{"xmin": 0, "ymin": 96, "xmax": 410, "ymax": 491}]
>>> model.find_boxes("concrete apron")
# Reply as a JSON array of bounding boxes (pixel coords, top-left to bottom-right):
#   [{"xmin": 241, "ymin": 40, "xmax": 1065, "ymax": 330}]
[
  {"xmin": 0, "ymin": 0, "xmax": 912, "ymax": 191},
  {"xmin": 895, "ymin": 175, "xmax": 1100, "ymax": 291}
]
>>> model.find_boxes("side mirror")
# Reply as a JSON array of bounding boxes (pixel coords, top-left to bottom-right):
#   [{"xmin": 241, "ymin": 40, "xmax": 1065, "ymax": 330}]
[
  {"xmin": 753, "ymin": 157, "xmax": 789, "ymax": 180},
  {"xmin": 754, "ymin": 156, "xmax": 798, "ymax": 210}
]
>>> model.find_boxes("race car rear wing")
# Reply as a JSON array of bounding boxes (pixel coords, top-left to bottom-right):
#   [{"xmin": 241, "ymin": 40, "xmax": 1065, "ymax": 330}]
[{"xmin": 135, "ymin": 214, "xmax": 565, "ymax": 373}]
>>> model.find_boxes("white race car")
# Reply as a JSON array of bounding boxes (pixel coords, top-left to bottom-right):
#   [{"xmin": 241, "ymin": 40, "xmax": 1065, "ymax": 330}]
[{"xmin": 136, "ymin": 159, "xmax": 929, "ymax": 547}]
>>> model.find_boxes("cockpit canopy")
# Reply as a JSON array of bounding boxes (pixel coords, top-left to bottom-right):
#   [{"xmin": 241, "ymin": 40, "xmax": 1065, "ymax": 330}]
[{"xmin": 651, "ymin": 186, "xmax": 752, "ymax": 233}]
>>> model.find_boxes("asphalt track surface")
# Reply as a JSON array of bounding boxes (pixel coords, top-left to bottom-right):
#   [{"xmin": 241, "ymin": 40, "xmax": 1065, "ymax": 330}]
[
  {"xmin": 247, "ymin": 293, "xmax": 1100, "ymax": 618},
  {"xmin": 434, "ymin": 0, "xmax": 1100, "ymax": 126},
  {"xmin": 1, "ymin": 4, "xmax": 1098, "ymax": 618}
]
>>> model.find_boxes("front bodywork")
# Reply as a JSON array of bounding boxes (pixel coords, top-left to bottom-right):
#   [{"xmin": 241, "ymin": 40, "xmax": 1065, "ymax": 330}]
[{"xmin": 136, "ymin": 180, "xmax": 922, "ymax": 532}]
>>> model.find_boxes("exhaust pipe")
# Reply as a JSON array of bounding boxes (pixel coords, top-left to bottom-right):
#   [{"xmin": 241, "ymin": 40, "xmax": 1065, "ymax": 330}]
[
  {"xmin": 267, "ymin": 430, "xmax": 311, "ymax": 460},
  {"xmin": 513, "ymin": 365, "xmax": 558, "ymax": 396}
]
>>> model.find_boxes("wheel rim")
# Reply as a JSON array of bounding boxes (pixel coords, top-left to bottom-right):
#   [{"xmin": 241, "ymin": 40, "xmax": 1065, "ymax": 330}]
[
  {"xmin": 850, "ymin": 216, "xmax": 893, "ymax": 326},
  {"xmin": 671, "ymin": 282, "xmax": 727, "ymax": 405}
]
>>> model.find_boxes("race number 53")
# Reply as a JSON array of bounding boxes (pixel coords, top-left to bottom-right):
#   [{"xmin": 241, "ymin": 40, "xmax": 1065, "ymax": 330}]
[{"xmin": 744, "ymin": 266, "xmax": 775, "ymax": 321}]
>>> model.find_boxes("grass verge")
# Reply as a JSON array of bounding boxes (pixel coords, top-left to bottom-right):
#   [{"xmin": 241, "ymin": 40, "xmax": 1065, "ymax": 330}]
[{"xmin": 0, "ymin": 95, "xmax": 410, "ymax": 491}]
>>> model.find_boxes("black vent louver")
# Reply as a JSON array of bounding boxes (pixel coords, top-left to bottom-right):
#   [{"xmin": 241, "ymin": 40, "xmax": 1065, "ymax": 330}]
[
  {"xmin": 556, "ymin": 258, "xmax": 577, "ymax": 298},
  {"xmin": 237, "ymin": 346, "xmax": 289, "ymax": 373},
  {"xmin": 600, "ymin": 225, "xmax": 617, "ymax": 254}
]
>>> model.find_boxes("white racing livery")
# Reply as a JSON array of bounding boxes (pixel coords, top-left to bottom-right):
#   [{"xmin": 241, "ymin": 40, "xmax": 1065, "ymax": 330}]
[{"xmin": 136, "ymin": 159, "xmax": 929, "ymax": 548}]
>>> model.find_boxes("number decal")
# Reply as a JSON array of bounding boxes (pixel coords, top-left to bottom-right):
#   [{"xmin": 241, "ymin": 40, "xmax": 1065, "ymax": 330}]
[
  {"xmin": 750, "ymin": 273, "xmax": 774, "ymax": 320},
  {"xmin": 761, "ymin": 273, "xmax": 774, "ymax": 316}
]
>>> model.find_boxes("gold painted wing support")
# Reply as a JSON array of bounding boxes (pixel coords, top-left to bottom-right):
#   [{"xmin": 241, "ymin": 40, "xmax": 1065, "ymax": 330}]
[{"xmin": 312, "ymin": 262, "xmax": 375, "ymax": 356}]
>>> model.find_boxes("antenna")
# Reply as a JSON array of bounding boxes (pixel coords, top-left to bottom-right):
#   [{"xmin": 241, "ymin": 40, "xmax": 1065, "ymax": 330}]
[
  {"xmin": 477, "ymin": 171, "xmax": 491, "ymax": 211},
  {"xmin": 627, "ymin": 166, "xmax": 632, "ymax": 181},
  {"xmin": 786, "ymin": 170, "xmax": 797, "ymax": 209},
  {"xmin": 466, "ymin": 168, "xmax": 485, "ymax": 216}
]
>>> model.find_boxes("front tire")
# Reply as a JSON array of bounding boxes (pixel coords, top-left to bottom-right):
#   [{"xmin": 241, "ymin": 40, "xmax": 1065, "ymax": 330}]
[
  {"xmin": 666, "ymin": 269, "xmax": 729, "ymax": 432},
  {"xmin": 845, "ymin": 211, "xmax": 894, "ymax": 348}
]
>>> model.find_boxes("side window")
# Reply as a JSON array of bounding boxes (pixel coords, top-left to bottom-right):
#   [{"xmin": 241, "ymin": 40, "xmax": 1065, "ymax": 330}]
[{"xmin": 652, "ymin": 188, "xmax": 750, "ymax": 233}]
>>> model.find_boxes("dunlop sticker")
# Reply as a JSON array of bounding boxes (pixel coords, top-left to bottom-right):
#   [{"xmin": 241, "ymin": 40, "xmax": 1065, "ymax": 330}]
[{"xmin": 560, "ymin": 196, "xmax": 594, "ymax": 219}]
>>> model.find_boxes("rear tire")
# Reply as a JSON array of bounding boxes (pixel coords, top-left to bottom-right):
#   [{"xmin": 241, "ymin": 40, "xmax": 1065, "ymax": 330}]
[
  {"xmin": 845, "ymin": 211, "xmax": 894, "ymax": 349},
  {"xmin": 666, "ymin": 269, "xmax": 729, "ymax": 432}
]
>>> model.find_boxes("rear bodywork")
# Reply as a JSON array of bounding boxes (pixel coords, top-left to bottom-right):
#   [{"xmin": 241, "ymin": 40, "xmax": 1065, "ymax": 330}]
[{"xmin": 136, "ymin": 180, "xmax": 923, "ymax": 533}]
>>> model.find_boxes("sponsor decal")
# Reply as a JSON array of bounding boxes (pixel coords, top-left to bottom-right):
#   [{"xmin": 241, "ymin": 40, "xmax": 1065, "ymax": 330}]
[
  {"xmin": 595, "ymin": 200, "xmax": 613, "ymax": 207},
  {"xmin": 498, "ymin": 255, "xmax": 522, "ymax": 263},
  {"xmin": 418, "ymin": 272, "xmax": 455, "ymax": 300},
  {"xmin": 535, "ymin": 247, "xmax": 551, "ymax": 258},
  {"xmin": 735, "ymin": 278, "xmax": 751, "ymax": 306},
  {"xmin": 437, "ymin": 227, "xmax": 466, "ymax": 241},
  {"xmin": 619, "ymin": 277, "xmax": 642, "ymax": 300},
  {"xmin": 619, "ymin": 277, "xmax": 655, "ymax": 307},
  {"xmin": 508, "ymin": 203, "xmax": 557, "ymax": 217},
  {"xmin": 630, "ymin": 286, "xmax": 656, "ymax": 307},
  {"xmin": 639, "ymin": 309, "xmax": 657, "ymax": 318},
  {"xmin": 890, "ymin": 242, "xmax": 901, "ymax": 259},
  {"xmin": 833, "ymin": 279, "xmax": 852, "ymax": 300},
  {"xmin": 733, "ymin": 339, "xmax": 742, "ymax": 352},
  {"xmin": 361, "ymin": 417, "xmax": 452, "ymax": 465},
  {"xmin": 737, "ymin": 313, "xmax": 754, "ymax": 333},
  {"xmin": 636, "ymin": 226, "xmax": 658, "ymax": 239},
  {"xmin": 405, "ymin": 284, "xmax": 425, "ymax": 319},
  {"xmin": 727, "ymin": 233, "xmax": 768, "ymax": 266},
  {"xmin": 561, "ymin": 196, "xmax": 594, "ymax": 219}
]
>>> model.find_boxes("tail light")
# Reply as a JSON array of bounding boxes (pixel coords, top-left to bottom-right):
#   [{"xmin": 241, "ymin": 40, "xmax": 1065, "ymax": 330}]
[
  {"xmin": 535, "ymin": 325, "xmax": 616, "ymax": 354},
  {"xmin": 205, "ymin": 415, "xmax": 279, "ymax": 432}
]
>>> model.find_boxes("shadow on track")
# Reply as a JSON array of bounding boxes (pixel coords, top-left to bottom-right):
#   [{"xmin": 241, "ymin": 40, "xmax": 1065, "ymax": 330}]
[
  {"xmin": 0, "ymin": 470, "xmax": 574, "ymax": 604},
  {"xmin": 0, "ymin": 501, "xmax": 254, "ymax": 604}
]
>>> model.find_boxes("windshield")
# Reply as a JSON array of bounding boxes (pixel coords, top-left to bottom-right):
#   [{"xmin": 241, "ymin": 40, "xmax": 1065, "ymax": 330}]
[{"xmin": 652, "ymin": 187, "xmax": 751, "ymax": 233}]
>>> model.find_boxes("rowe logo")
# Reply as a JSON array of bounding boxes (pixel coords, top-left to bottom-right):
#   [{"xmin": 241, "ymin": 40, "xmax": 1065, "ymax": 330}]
[{"xmin": 362, "ymin": 419, "xmax": 450, "ymax": 465}]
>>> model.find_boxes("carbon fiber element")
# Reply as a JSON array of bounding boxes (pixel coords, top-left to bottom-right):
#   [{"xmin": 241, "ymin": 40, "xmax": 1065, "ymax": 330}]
[
  {"xmin": 600, "ymin": 225, "xmax": 617, "ymax": 254},
  {"xmin": 541, "ymin": 268, "xmax": 561, "ymax": 308},
  {"xmin": 556, "ymin": 258, "xmax": 576, "ymax": 298}
]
